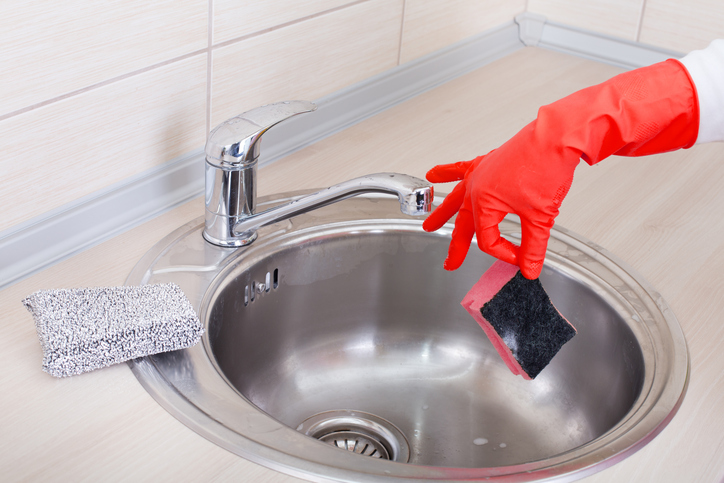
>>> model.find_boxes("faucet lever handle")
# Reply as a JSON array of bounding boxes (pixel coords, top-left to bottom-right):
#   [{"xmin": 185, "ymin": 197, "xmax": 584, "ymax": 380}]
[{"xmin": 205, "ymin": 100, "xmax": 317, "ymax": 167}]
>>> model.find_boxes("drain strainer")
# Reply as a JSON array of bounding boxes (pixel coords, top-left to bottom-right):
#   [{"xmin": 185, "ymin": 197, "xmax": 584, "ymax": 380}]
[
  {"xmin": 319, "ymin": 431, "xmax": 390, "ymax": 459},
  {"xmin": 297, "ymin": 410, "xmax": 411, "ymax": 462}
]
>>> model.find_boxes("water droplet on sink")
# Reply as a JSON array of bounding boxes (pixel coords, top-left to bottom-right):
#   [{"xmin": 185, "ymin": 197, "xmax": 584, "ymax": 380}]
[
  {"xmin": 500, "ymin": 443, "xmax": 507, "ymax": 448},
  {"xmin": 422, "ymin": 405, "xmax": 429, "ymax": 410},
  {"xmin": 473, "ymin": 438, "xmax": 488, "ymax": 446}
]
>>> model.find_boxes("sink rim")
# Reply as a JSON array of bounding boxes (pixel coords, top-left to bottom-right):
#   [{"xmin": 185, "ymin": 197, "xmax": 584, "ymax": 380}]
[{"xmin": 126, "ymin": 191, "xmax": 690, "ymax": 482}]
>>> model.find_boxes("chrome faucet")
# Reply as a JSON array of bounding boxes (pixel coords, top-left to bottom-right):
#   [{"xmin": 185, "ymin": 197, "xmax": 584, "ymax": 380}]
[{"xmin": 203, "ymin": 101, "xmax": 434, "ymax": 248}]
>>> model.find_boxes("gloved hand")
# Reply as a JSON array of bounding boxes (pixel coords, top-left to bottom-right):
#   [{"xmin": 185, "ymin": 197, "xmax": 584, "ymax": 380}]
[{"xmin": 423, "ymin": 59, "xmax": 699, "ymax": 279}]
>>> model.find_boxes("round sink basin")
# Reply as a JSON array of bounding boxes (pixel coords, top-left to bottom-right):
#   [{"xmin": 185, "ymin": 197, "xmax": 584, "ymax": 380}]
[{"xmin": 127, "ymin": 193, "xmax": 689, "ymax": 482}]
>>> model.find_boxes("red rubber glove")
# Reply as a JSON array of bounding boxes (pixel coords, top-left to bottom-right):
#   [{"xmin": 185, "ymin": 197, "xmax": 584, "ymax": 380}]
[{"xmin": 423, "ymin": 59, "xmax": 699, "ymax": 279}]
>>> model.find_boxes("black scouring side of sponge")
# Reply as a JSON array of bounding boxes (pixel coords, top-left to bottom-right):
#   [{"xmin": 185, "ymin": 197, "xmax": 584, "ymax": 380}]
[{"xmin": 481, "ymin": 272, "xmax": 576, "ymax": 379}]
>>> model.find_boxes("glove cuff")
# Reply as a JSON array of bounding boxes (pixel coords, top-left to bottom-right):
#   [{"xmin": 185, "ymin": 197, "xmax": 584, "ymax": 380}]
[
  {"xmin": 680, "ymin": 39, "xmax": 724, "ymax": 144},
  {"xmin": 539, "ymin": 58, "xmax": 700, "ymax": 165}
]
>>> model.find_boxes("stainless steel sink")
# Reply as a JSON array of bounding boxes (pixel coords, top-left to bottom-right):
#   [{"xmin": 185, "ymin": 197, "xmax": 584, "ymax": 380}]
[{"xmin": 127, "ymin": 191, "xmax": 689, "ymax": 482}]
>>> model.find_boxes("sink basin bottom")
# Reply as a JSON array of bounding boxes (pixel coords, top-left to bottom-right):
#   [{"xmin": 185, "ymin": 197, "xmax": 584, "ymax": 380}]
[{"xmin": 208, "ymin": 230, "xmax": 644, "ymax": 468}]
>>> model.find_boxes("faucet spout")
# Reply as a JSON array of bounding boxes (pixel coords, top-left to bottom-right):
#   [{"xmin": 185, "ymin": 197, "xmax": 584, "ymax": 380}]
[{"xmin": 232, "ymin": 173, "xmax": 433, "ymax": 243}]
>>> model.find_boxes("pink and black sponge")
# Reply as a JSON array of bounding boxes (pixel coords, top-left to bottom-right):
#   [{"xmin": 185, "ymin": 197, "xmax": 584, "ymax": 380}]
[{"xmin": 462, "ymin": 260, "xmax": 576, "ymax": 379}]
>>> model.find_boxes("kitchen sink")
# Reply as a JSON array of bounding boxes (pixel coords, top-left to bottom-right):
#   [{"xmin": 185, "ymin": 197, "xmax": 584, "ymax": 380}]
[{"xmin": 127, "ymin": 191, "xmax": 689, "ymax": 482}]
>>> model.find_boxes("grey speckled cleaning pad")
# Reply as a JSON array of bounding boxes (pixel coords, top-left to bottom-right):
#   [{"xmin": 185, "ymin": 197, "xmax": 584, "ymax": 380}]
[{"xmin": 22, "ymin": 283, "xmax": 203, "ymax": 378}]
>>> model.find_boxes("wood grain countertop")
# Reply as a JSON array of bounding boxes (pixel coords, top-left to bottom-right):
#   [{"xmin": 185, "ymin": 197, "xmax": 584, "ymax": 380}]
[{"xmin": 2, "ymin": 47, "xmax": 722, "ymax": 482}]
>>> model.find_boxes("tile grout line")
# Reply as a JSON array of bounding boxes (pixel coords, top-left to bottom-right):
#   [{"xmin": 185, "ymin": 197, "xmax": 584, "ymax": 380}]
[
  {"xmin": 635, "ymin": 0, "xmax": 648, "ymax": 42},
  {"xmin": 397, "ymin": 0, "xmax": 407, "ymax": 66},
  {"xmin": 0, "ymin": 49, "xmax": 207, "ymax": 123},
  {"xmin": 209, "ymin": 0, "xmax": 370, "ymax": 51},
  {"xmin": 0, "ymin": 0, "xmax": 372, "ymax": 126},
  {"xmin": 207, "ymin": 0, "xmax": 214, "ymax": 136}
]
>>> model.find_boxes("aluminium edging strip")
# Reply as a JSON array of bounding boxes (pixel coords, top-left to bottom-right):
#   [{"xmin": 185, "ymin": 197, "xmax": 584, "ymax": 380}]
[
  {"xmin": 0, "ymin": 17, "xmax": 685, "ymax": 290},
  {"xmin": 0, "ymin": 22, "xmax": 524, "ymax": 290}
]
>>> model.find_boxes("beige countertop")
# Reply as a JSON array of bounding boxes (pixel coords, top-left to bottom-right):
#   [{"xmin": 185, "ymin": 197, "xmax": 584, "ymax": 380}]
[{"xmin": 2, "ymin": 47, "xmax": 723, "ymax": 482}]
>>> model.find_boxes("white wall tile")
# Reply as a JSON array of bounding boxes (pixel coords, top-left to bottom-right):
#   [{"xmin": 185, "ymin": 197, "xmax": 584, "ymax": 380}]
[
  {"xmin": 400, "ymin": 0, "xmax": 525, "ymax": 64},
  {"xmin": 527, "ymin": 0, "xmax": 643, "ymax": 41},
  {"xmin": 640, "ymin": 0, "xmax": 724, "ymax": 53},
  {"xmin": 213, "ymin": 0, "xmax": 352, "ymax": 44},
  {"xmin": 0, "ymin": 0, "xmax": 207, "ymax": 118},
  {"xmin": 0, "ymin": 56, "xmax": 207, "ymax": 232},
  {"xmin": 210, "ymin": 0, "xmax": 404, "ymax": 127}
]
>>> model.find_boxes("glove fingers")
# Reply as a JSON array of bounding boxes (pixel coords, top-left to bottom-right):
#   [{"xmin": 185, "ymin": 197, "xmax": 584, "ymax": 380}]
[
  {"xmin": 473, "ymin": 208, "xmax": 519, "ymax": 267},
  {"xmin": 443, "ymin": 203, "xmax": 475, "ymax": 271},
  {"xmin": 518, "ymin": 217, "xmax": 554, "ymax": 279},
  {"xmin": 425, "ymin": 161, "xmax": 472, "ymax": 184},
  {"xmin": 422, "ymin": 180, "xmax": 466, "ymax": 232}
]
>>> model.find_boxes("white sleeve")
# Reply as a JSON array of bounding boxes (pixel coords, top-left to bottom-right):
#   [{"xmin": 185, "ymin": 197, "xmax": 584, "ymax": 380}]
[{"xmin": 680, "ymin": 39, "xmax": 724, "ymax": 144}]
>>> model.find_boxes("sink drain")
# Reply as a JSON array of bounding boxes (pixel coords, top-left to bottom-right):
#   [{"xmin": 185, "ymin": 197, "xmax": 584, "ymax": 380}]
[
  {"xmin": 319, "ymin": 431, "xmax": 390, "ymax": 459},
  {"xmin": 297, "ymin": 410, "xmax": 410, "ymax": 462}
]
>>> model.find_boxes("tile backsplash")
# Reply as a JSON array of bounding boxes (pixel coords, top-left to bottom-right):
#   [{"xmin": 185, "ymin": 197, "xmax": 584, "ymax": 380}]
[
  {"xmin": 639, "ymin": 0, "xmax": 724, "ymax": 53},
  {"xmin": 527, "ymin": 0, "xmax": 644, "ymax": 41},
  {"xmin": 528, "ymin": 0, "xmax": 724, "ymax": 51},
  {"xmin": 0, "ymin": 0, "xmax": 524, "ymax": 233},
  {"xmin": 0, "ymin": 0, "xmax": 721, "ymax": 235}
]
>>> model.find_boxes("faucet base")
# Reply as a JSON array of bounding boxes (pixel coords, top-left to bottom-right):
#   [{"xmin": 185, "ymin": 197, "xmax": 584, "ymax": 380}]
[
  {"xmin": 202, "ymin": 228, "xmax": 257, "ymax": 248},
  {"xmin": 203, "ymin": 208, "xmax": 258, "ymax": 248}
]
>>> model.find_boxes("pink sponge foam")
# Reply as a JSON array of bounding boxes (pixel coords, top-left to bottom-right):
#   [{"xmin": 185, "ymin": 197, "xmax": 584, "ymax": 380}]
[{"xmin": 461, "ymin": 260, "xmax": 576, "ymax": 379}]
